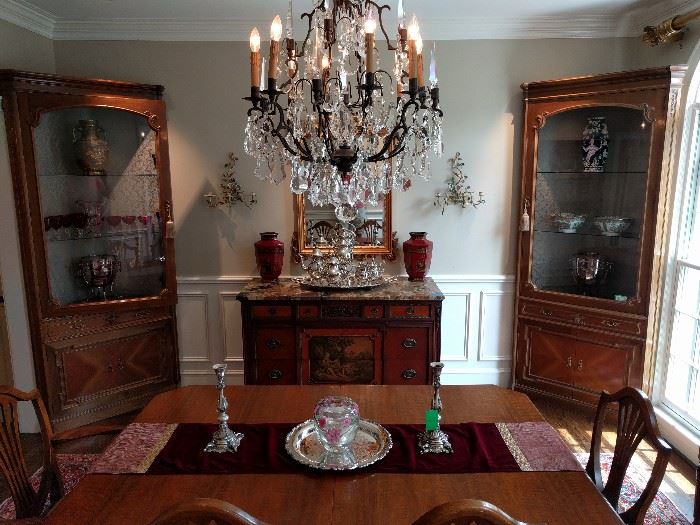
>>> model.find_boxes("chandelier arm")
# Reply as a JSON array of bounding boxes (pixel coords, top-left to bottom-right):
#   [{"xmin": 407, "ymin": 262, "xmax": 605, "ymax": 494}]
[
  {"xmin": 298, "ymin": 11, "xmax": 316, "ymax": 57},
  {"xmin": 368, "ymin": 1, "xmax": 397, "ymax": 51},
  {"xmin": 366, "ymin": 125, "xmax": 407, "ymax": 161}
]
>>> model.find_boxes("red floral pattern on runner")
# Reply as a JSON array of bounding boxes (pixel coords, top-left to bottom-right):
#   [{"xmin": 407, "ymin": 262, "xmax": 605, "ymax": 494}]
[
  {"xmin": 502, "ymin": 422, "xmax": 583, "ymax": 472},
  {"xmin": 90, "ymin": 423, "xmax": 177, "ymax": 474}
]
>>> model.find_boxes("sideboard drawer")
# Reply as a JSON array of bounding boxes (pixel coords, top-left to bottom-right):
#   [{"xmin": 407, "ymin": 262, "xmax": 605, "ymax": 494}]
[
  {"xmin": 389, "ymin": 304, "xmax": 431, "ymax": 319},
  {"xmin": 383, "ymin": 360, "xmax": 427, "ymax": 385},
  {"xmin": 251, "ymin": 305, "xmax": 293, "ymax": 319},
  {"xmin": 254, "ymin": 359, "xmax": 297, "ymax": 384},
  {"xmin": 297, "ymin": 305, "xmax": 320, "ymax": 319},
  {"xmin": 384, "ymin": 328, "xmax": 429, "ymax": 359},
  {"xmin": 362, "ymin": 305, "xmax": 384, "ymax": 319},
  {"xmin": 254, "ymin": 328, "xmax": 295, "ymax": 359}
]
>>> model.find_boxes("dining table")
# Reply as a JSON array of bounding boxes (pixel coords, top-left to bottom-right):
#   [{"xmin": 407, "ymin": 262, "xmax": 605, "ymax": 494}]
[{"xmin": 44, "ymin": 384, "xmax": 623, "ymax": 524}]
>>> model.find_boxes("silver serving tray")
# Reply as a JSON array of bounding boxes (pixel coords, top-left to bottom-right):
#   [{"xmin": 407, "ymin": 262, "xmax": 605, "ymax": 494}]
[
  {"xmin": 285, "ymin": 418, "xmax": 392, "ymax": 471},
  {"xmin": 292, "ymin": 275, "xmax": 397, "ymax": 290}
]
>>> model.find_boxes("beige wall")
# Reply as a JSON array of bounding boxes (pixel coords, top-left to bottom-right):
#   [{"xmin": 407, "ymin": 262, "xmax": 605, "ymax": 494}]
[
  {"xmin": 51, "ymin": 37, "xmax": 661, "ymax": 278},
  {"xmin": 0, "ymin": 19, "xmax": 54, "ymax": 72}
]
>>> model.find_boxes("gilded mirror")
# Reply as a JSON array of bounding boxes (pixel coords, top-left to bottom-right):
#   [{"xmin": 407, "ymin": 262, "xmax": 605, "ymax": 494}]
[{"xmin": 292, "ymin": 194, "xmax": 396, "ymax": 261}]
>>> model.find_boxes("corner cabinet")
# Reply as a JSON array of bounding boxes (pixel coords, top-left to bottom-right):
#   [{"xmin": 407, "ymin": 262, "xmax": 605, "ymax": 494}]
[
  {"xmin": 0, "ymin": 70, "xmax": 180, "ymax": 431},
  {"xmin": 513, "ymin": 66, "xmax": 685, "ymax": 406},
  {"xmin": 236, "ymin": 278, "xmax": 443, "ymax": 385}
]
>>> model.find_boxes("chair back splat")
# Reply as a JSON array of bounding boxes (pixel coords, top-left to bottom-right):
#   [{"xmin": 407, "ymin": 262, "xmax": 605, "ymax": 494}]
[
  {"xmin": 412, "ymin": 499, "xmax": 536, "ymax": 525},
  {"xmin": 0, "ymin": 387, "xmax": 60, "ymax": 519},
  {"xmin": 150, "ymin": 498, "xmax": 267, "ymax": 525},
  {"xmin": 585, "ymin": 387, "xmax": 671, "ymax": 525}
]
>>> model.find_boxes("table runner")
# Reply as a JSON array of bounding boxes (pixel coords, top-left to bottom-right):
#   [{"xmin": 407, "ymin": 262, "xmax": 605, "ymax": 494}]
[{"xmin": 90, "ymin": 421, "xmax": 582, "ymax": 475}]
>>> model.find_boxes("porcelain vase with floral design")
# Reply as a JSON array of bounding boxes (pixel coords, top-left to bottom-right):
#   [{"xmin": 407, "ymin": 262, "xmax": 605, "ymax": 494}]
[
  {"xmin": 581, "ymin": 117, "xmax": 609, "ymax": 173},
  {"xmin": 403, "ymin": 232, "xmax": 433, "ymax": 281},
  {"xmin": 254, "ymin": 232, "xmax": 284, "ymax": 281}
]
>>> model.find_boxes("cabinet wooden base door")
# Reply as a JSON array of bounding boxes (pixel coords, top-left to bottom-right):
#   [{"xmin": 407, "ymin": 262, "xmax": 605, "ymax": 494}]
[{"xmin": 515, "ymin": 318, "xmax": 642, "ymax": 406}]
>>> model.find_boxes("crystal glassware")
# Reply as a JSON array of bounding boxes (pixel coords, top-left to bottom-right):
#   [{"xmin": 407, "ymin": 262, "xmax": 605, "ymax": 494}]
[{"xmin": 313, "ymin": 396, "xmax": 360, "ymax": 454}]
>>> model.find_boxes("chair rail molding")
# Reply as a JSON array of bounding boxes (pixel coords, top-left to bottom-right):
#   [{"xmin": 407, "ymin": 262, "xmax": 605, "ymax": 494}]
[{"xmin": 176, "ymin": 274, "xmax": 515, "ymax": 386}]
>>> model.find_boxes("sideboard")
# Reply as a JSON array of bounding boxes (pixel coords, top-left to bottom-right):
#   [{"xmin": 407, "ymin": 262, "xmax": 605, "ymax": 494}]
[{"xmin": 236, "ymin": 278, "xmax": 444, "ymax": 385}]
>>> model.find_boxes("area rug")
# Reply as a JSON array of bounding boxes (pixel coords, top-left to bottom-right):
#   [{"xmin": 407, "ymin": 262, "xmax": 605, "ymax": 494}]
[
  {"xmin": 0, "ymin": 453, "xmax": 96, "ymax": 519},
  {"xmin": 575, "ymin": 452, "xmax": 690, "ymax": 525}
]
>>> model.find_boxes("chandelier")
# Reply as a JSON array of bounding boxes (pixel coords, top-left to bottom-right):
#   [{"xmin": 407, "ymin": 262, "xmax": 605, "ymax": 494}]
[{"xmin": 243, "ymin": 0, "xmax": 443, "ymax": 211}]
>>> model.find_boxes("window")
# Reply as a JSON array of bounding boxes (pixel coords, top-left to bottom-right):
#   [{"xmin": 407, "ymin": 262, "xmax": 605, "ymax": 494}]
[{"xmin": 656, "ymin": 104, "xmax": 700, "ymax": 436}]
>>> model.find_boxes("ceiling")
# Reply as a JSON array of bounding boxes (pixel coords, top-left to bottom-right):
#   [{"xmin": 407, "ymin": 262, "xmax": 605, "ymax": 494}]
[{"xmin": 1, "ymin": 0, "xmax": 698, "ymax": 41}]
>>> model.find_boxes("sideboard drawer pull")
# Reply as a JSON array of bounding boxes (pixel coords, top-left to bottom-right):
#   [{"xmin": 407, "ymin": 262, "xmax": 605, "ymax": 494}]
[
  {"xmin": 268, "ymin": 369, "xmax": 283, "ymax": 380},
  {"xmin": 402, "ymin": 338, "xmax": 418, "ymax": 349},
  {"xmin": 602, "ymin": 319, "xmax": 619, "ymax": 328},
  {"xmin": 406, "ymin": 306, "xmax": 415, "ymax": 315},
  {"xmin": 540, "ymin": 309, "xmax": 552, "ymax": 317},
  {"xmin": 402, "ymin": 369, "xmax": 417, "ymax": 380},
  {"xmin": 265, "ymin": 338, "xmax": 281, "ymax": 350}
]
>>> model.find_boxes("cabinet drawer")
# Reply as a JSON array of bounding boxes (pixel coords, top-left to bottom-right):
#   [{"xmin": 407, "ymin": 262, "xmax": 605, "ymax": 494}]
[
  {"xmin": 43, "ymin": 308, "xmax": 170, "ymax": 342},
  {"xmin": 383, "ymin": 360, "xmax": 427, "ymax": 385},
  {"xmin": 254, "ymin": 360, "xmax": 297, "ymax": 384},
  {"xmin": 388, "ymin": 304, "xmax": 431, "ymax": 319},
  {"xmin": 251, "ymin": 305, "xmax": 292, "ymax": 319},
  {"xmin": 362, "ymin": 305, "xmax": 384, "ymax": 319},
  {"xmin": 519, "ymin": 301, "xmax": 644, "ymax": 336},
  {"xmin": 297, "ymin": 305, "xmax": 320, "ymax": 319},
  {"xmin": 254, "ymin": 328, "xmax": 295, "ymax": 359},
  {"xmin": 384, "ymin": 328, "xmax": 429, "ymax": 359}
]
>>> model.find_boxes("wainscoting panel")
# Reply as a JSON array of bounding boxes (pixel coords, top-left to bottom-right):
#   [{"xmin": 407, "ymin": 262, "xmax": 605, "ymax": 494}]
[{"xmin": 176, "ymin": 275, "xmax": 515, "ymax": 386}]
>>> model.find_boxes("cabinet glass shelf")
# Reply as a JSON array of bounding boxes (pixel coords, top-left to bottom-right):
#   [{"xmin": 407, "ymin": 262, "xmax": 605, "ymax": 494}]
[{"xmin": 533, "ymin": 229, "xmax": 640, "ymax": 240}]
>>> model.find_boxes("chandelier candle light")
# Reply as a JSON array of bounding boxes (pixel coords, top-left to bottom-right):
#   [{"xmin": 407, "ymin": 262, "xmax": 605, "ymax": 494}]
[{"xmin": 243, "ymin": 0, "xmax": 444, "ymax": 215}]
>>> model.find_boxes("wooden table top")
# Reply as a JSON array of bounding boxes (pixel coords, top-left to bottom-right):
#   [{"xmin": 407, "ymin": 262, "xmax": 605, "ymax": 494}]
[{"xmin": 45, "ymin": 385, "xmax": 622, "ymax": 525}]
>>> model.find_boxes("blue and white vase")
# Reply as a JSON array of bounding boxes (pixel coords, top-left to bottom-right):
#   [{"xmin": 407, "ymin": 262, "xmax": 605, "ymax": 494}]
[{"xmin": 581, "ymin": 117, "xmax": 609, "ymax": 173}]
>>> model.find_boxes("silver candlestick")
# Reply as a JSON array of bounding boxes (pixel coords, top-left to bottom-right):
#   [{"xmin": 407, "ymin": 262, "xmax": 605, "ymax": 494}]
[
  {"xmin": 204, "ymin": 363, "xmax": 244, "ymax": 453},
  {"xmin": 418, "ymin": 362, "xmax": 453, "ymax": 454}
]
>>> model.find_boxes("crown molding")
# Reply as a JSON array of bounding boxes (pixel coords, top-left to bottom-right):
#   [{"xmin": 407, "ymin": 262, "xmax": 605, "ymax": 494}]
[
  {"xmin": 0, "ymin": 0, "xmax": 53, "ymax": 38},
  {"xmin": 0, "ymin": 0, "xmax": 694, "ymax": 42}
]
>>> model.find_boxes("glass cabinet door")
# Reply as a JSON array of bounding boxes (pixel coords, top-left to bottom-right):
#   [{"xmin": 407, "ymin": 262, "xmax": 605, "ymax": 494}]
[
  {"xmin": 34, "ymin": 106, "xmax": 165, "ymax": 306},
  {"xmin": 531, "ymin": 106, "xmax": 651, "ymax": 303}
]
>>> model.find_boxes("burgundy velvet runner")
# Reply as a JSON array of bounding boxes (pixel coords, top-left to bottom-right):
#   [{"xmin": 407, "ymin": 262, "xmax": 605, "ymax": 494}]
[{"xmin": 146, "ymin": 422, "xmax": 520, "ymax": 475}]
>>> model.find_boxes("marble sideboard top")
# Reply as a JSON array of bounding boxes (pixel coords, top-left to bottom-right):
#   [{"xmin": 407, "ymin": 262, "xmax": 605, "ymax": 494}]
[{"xmin": 236, "ymin": 277, "xmax": 444, "ymax": 302}]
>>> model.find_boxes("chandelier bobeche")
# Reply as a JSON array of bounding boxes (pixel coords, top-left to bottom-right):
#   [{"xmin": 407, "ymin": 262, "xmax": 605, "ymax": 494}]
[{"xmin": 244, "ymin": 0, "xmax": 443, "ymax": 210}]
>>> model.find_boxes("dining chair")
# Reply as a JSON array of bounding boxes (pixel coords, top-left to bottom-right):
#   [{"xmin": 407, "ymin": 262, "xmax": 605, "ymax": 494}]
[
  {"xmin": 585, "ymin": 387, "xmax": 671, "ymax": 525},
  {"xmin": 0, "ymin": 386, "xmax": 116, "ymax": 520},
  {"xmin": 149, "ymin": 498, "xmax": 267, "ymax": 525},
  {"xmin": 412, "ymin": 499, "xmax": 533, "ymax": 525}
]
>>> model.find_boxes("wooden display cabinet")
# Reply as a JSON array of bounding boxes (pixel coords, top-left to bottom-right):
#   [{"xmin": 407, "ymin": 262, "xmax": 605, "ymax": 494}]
[
  {"xmin": 237, "ymin": 278, "xmax": 443, "ymax": 385},
  {"xmin": 0, "ymin": 70, "xmax": 180, "ymax": 431},
  {"xmin": 513, "ymin": 66, "xmax": 685, "ymax": 406}
]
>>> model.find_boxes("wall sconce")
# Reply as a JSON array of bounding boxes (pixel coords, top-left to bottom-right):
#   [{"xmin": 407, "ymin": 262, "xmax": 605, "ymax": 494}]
[
  {"xmin": 434, "ymin": 152, "xmax": 485, "ymax": 215},
  {"xmin": 204, "ymin": 153, "xmax": 257, "ymax": 208}
]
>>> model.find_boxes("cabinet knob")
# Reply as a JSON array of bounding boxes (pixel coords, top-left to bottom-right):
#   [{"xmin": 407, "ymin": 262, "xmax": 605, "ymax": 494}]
[
  {"xmin": 602, "ymin": 319, "xmax": 619, "ymax": 328},
  {"xmin": 406, "ymin": 306, "xmax": 415, "ymax": 315},
  {"xmin": 577, "ymin": 359, "xmax": 583, "ymax": 371},
  {"xmin": 371, "ymin": 307, "xmax": 381, "ymax": 316},
  {"xmin": 265, "ymin": 338, "xmax": 281, "ymax": 350},
  {"xmin": 402, "ymin": 369, "xmax": 417, "ymax": 380},
  {"xmin": 402, "ymin": 338, "xmax": 418, "ymax": 349},
  {"xmin": 268, "ymin": 369, "xmax": 283, "ymax": 380},
  {"xmin": 540, "ymin": 309, "xmax": 553, "ymax": 317}
]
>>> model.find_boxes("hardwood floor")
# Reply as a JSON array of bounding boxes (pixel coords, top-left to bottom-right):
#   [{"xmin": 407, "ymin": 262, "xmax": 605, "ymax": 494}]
[{"xmin": 1, "ymin": 394, "xmax": 697, "ymax": 522}]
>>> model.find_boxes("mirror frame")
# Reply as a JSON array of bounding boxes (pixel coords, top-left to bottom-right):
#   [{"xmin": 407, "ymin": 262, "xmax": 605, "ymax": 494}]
[{"xmin": 292, "ymin": 193, "xmax": 397, "ymax": 262}]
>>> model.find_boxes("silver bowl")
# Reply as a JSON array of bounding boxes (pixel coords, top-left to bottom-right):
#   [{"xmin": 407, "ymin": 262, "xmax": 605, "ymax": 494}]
[{"xmin": 592, "ymin": 216, "xmax": 633, "ymax": 236}]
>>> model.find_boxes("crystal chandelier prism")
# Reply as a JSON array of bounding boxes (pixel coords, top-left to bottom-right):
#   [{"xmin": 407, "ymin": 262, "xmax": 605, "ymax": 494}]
[{"xmin": 243, "ymin": 0, "xmax": 444, "ymax": 210}]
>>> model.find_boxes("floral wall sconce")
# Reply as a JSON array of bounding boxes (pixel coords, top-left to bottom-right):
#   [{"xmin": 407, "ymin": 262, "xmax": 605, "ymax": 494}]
[
  {"xmin": 434, "ymin": 152, "xmax": 485, "ymax": 215},
  {"xmin": 204, "ymin": 153, "xmax": 258, "ymax": 208}
]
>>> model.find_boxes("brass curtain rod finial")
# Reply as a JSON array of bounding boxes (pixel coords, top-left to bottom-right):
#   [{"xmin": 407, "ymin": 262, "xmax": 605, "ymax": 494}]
[{"xmin": 643, "ymin": 19, "xmax": 684, "ymax": 46}]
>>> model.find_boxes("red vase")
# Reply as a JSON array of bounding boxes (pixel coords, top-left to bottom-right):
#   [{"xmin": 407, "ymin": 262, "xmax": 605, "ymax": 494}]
[
  {"xmin": 254, "ymin": 232, "xmax": 284, "ymax": 281},
  {"xmin": 403, "ymin": 232, "xmax": 433, "ymax": 281}
]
